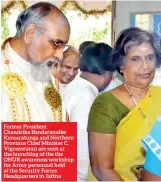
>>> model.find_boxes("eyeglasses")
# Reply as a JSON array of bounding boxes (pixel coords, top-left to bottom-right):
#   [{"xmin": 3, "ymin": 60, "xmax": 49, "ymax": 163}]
[{"xmin": 37, "ymin": 26, "xmax": 68, "ymax": 51}]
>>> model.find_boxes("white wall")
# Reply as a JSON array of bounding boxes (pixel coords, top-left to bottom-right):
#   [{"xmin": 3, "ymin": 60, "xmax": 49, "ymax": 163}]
[{"xmin": 115, "ymin": 1, "xmax": 161, "ymax": 39}]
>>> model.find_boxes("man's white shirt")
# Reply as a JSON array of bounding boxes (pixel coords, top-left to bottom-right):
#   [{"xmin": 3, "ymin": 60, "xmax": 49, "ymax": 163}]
[
  {"xmin": 59, "ymin": 82, "xmax": 68, "ymax": 96},
  {"xmin": 62, "ymin": 76, "xmax": 99, "ymax": 181}
]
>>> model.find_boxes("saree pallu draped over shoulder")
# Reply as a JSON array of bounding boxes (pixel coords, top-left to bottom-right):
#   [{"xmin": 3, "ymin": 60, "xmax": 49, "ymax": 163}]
[{"xmin": 114, "ymin": 86, "xmax": 161, "ymax": 181}]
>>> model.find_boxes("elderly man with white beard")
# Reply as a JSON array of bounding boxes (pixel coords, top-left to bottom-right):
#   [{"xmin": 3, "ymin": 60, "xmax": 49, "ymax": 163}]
[{"xmin": 1, "ymin": 2, "xmax": 70, "ymax": 122}]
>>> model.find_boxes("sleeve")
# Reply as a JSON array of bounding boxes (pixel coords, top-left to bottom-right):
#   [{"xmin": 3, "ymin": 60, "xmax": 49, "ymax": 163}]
[{"xmin": 88, "ymin": 93, "xmax": 117, "ymax": 134}]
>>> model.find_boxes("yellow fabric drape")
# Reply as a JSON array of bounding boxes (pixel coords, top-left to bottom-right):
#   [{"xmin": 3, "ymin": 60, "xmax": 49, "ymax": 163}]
[
  {"xmin": 87, "ymin": 86, "xmax": 161, "ymax": 181},
  {"xmin": 114, "ymin": 86, "xmax": 161, "ymax": 181}
]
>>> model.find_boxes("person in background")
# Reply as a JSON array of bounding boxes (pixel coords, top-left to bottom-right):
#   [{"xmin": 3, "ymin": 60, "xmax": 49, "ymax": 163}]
[
  {"xmin": 79, "ymin": 40, "xmax": 120, "ymax": 92},
  {"xmin": 63, "ymin": 42, "xmax": 114, "ymax": 181},
  {"xmin": 79, "ymin": 40, "xmax": 95, "ymax": 56},
  {"xmin": 142, "ymin": 114, "xmax": 161, "ymax": 181},
  {"xmin": 53, "ymin": 46, "xmax": 80, "ymax": 95},
  {"xmin": 1, "ymin": 2, "xmax": 70, "ymax": 122},
  {"xmin": 88, "ymin": 27, "xmax": 161, "ymax": 181}
]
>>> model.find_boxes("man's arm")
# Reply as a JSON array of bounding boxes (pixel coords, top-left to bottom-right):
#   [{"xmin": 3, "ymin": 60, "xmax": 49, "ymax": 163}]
[{"xmin": 88, "ymin": 132, "xmax": 123, "ymax": 181}]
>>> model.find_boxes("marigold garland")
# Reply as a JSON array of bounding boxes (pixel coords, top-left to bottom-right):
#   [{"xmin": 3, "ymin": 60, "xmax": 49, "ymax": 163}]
[{"xmin": 44, "ymin": 86, "xmax": 62, "ymax": 109}]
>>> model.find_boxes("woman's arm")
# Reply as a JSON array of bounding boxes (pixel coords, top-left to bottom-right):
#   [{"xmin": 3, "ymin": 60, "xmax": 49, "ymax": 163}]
[{"xmin": 88, "ymin": 132, "xmax": 123, "ymax": 181}]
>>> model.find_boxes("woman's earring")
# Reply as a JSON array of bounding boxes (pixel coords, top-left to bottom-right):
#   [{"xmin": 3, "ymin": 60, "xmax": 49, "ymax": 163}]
[
  {"xmin": 112, "ymin": 72, "xmax": 117, "ymax": 81},
  {"xmin": 120, "ymin": 69, "xmax": 123, "ymax": 73}
]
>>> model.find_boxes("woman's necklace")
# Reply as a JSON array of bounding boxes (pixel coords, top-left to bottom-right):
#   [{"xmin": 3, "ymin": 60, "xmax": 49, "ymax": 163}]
[{"xmin": 124, "ymin": 83, "xmax": 151, "ymax": 118}]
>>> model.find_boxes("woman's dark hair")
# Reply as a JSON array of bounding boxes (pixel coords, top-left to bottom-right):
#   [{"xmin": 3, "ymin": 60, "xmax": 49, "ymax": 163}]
[
  {"xmin": 80, "ymin": 42, "xmax": 115, "ymax": 74},
  {"xmin": 109, "ymin": 27, "xmax": 161, "ymax": 73}
]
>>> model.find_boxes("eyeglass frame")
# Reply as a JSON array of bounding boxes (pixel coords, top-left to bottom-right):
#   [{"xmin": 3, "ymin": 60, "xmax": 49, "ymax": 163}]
[{"xmin": 36, "ymin": 25, "xmax": 69, "ymax": 51}]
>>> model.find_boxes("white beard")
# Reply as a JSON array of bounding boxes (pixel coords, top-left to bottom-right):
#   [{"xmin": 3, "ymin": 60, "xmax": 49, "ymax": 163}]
[
  {"xmin": 30, "ymin": 58, "xmax": 58, "ymax": 83},
  {"xmin": 27, "ymin": 34, "xmax": 60, "ymax": 83}
]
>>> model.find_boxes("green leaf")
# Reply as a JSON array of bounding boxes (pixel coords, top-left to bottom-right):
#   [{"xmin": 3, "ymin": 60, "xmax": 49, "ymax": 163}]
[{"xmin": 103, "ymin": 28, "xmax": 108, "ymax": 34}]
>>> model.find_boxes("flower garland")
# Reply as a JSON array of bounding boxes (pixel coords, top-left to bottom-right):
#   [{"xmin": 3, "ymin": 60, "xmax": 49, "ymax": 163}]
[
  {"xmin": 1, "ymin": 1, "xmax": 27, "ymax": 15},
  {"xmin": 1, "ymin": 1, "xmax": 111, "ymax": 17},
  {"xmin": 2, "ymin": 49, "xmax": 31, "ymax": 122},
  {"xmin": 44, "ymin": 80, "xmax": 63, "ymax": 122},
  {"xmin": 60, "ymin": 0, "xmax": 111, "ymax": 17}
]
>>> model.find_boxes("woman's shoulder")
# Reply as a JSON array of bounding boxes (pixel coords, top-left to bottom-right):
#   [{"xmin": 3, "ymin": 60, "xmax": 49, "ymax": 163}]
[
  {"xmin": 94, "ymin": 91, "xmax": 124, "ymax": 110},
  {"xmin": 92, "ymin": 86, "xmax": 130, "ymax": 117},
  {"xmin": 97, "ymin": 91, "xmax": 117, "ymax": 101},
  {"xmin": 88, "ymin": 85, "xmax": 130, "ymax": 134}
]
